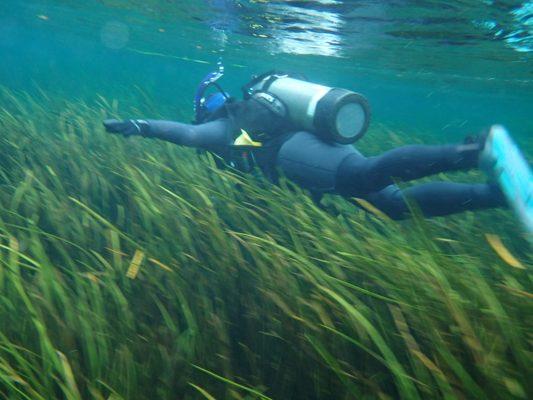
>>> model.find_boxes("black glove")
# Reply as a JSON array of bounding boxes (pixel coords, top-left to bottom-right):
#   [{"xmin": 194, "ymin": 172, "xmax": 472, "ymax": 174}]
[
  {"xmin": 463, "ymin": 128, "xmax": 489, "ymax": 149},
  {"xmin": 103, "ymin": 119, "xmax": 150, "ymax": 137}
]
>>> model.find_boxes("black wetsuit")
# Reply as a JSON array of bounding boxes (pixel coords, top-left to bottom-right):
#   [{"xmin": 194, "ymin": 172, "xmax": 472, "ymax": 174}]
[{"xmin": 104, "ymin": 98, "xmax": 505, "ymax": 220}]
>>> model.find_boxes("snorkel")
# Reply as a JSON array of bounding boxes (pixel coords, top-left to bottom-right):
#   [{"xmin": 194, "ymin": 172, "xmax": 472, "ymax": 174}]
[{"xmin": 193, "ymin": 59, "xmax": 230, "ymax": 123}]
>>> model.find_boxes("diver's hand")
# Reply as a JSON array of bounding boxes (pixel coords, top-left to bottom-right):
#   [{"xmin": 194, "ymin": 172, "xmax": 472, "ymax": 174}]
[{"xmin": 103, "ymin": 119, "xmax": 150, "ymax": 137}]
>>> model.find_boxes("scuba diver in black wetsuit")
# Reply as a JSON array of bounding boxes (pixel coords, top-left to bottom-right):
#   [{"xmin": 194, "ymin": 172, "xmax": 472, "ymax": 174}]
[{"xmin": 103, "ymin": 63, "xmax": 506, "ymax": 220}]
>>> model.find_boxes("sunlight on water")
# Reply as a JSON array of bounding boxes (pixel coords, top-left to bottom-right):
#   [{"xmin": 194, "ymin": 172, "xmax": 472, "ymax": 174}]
[
  {"xmin": 508, "ymin": 1, "xmax": 533, "ymax": 52},
  {"xmin": 100, "ymin": 21, "xmax": 130, "ymax": 49},
  {"xmin": 0, "ymin": 0, "xmax": 531, "ymax": 135},
  {"xmin": 262, "ymin": 1, "xmax": 344, "ymax": 57}
]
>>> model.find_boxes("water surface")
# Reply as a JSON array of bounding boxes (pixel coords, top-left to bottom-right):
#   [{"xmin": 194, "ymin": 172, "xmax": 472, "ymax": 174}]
[{"xmin": 1, "ymin": 0, "xmax": 531, "ymax": 142}]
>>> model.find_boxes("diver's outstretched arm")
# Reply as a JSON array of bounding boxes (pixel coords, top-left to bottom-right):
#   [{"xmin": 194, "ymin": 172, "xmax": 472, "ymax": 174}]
[{"xmin": 103, "ymin": 119, "xmax": 232, "ymax": 151}]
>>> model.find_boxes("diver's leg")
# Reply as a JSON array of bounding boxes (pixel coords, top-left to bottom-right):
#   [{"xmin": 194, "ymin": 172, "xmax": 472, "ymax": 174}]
[
  {"xmin": 336, "ymin": 143, "xmax": 482, "ymax": 196},
  {"xmin": 364, "ymin": 182, "xmax": 506, "ymax": 220},
  {"xmin": 276, "ymin": 131, "xmax": 360, "ymax": 193}
]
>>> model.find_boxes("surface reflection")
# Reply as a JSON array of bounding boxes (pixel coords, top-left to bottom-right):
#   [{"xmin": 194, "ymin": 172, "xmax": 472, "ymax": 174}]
[{"xmin": 263, "ymin": 0, "xmax": 345, "ymax": 57}]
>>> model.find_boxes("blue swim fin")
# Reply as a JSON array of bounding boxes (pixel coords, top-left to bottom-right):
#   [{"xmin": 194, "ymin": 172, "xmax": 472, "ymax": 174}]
[{"xmin": 480, "ymin": 125, "xmax": 532, "ymax": 234}]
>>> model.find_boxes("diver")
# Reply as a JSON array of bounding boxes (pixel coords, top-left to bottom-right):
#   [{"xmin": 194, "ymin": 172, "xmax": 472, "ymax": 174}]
[{"xmin": 103, "ymin": 64, "xmax": 507, "ymax": 220}]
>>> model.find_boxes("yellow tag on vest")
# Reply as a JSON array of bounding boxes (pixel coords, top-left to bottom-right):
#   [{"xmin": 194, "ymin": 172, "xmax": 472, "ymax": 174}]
[{"xmin": 234, "ymin": 129, "xmax": 263, "ymax": 147}]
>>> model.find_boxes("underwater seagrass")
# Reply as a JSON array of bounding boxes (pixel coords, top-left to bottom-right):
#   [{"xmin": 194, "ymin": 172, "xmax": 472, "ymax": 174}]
[{"xmin": 0, "ymin": 87, "xmax": 530, "ymax": 400}]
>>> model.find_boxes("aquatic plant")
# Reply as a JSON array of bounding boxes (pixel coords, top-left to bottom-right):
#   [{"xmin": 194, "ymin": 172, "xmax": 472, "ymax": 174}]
[{"xmin": 0, "ymin": 87, "xmax": 530, "ymax": 399}]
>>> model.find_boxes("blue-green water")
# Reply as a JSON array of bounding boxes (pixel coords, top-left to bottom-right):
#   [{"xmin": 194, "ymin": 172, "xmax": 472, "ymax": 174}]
[
  {"xmin": 1, "ymin": 0, "xmax": 532, "ymax": 145},
  {"xmin": 1, "ymin": 3, "xmax": 532, "ymax": 399}
]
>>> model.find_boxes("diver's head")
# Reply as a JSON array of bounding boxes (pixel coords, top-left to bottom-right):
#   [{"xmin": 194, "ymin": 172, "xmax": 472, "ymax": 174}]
[
  {"xmin": 195, "ymin": 91, "xmax": 230, "ymax": 124},
  {"xmin": 193, "ymin": 59, "xmax": 229, "ymax": 124},
  {"xmin": 204, "ymin": 92, "xmax": 229, "ymax": 114}
]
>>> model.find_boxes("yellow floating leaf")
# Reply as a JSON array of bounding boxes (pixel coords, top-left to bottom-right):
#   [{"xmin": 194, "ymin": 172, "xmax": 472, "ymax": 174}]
[
  {"xmin": 148, "ymin": 257, "xmax": 173, "ymax": 272},
  {"xmin": 84, "ymin": 273, "xmax": 99, "ymax": 283},
  {"xmin": 389, "ymin": 305, "xmax": 421, "ymax": 354},
  {"xmin": 263, "ymin": 291, "xmax": 293, "ymax": 316},
  {"xmin": 57, "ymin": 351, "xmax": 81, "ymax": 398},
  {"xmin": 497, "ymin": 284, "xmax": 533, "ymax": 299},
  {"xmin": 0, "ymin": 362, "xmax": 27, "ymax": 385},
  {"xmin": 105, "ymin": 247, "xmax": 127, "ymax": 257},
  {"xmin": 8, "ymin": 236, "xmax": 20, "ymax": 268},
  {"xmin": 352, "ymin": 197, "xmax": 391, "ymax": 221},
  {"xmin": 485, "ymin": 234, "xmax": 525, "ymax": 269},
  {"xmin": 503, "ymin": 377, "xmax": 527, "ymax": 398},
  {"xmin": 126, "ymin": 250, "xmax": 145, "ymax": 279},
  {"xmin": 412, "ymin": 350, "xmax": 444, "ymax": 376},
  {"xmin": 290, "ymin": 314, "xmax": 305, "ymax": 322},
  {"xmin": 45, "ymin": 165, "xmax": 57, "ymax": 177},
  {"xmin": 9, "ymin": 236, "xmax": 19, "ymax": 252},
  {"xmin": 434, "ymin": 237, "xmax": 458, "ymax": 243},
  {"xmin": 189, "ymin": 382, "xmax": 217, "ymax": 400}
]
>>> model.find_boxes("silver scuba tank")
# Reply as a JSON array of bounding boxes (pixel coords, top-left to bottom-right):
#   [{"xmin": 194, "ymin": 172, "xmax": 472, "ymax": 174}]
[{"xmin": 248, "ymin": 74, "xmax": 370, "ymax": 144}]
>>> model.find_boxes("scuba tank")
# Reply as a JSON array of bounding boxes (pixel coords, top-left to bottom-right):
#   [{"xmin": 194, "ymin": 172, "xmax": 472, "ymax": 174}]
[{"xmin": 243, "ymin": 72, "xmax": 371, "ymax": 144}]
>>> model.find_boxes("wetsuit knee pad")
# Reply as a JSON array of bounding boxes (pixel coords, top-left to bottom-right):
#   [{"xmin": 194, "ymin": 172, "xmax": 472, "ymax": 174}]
[
  {"xmin": 335, "ymin": 153, "xmax": 374, "ymax": 197},
  {"xmin": 364, "ymin": 185, "xmax": 409, "ymax": 220}
]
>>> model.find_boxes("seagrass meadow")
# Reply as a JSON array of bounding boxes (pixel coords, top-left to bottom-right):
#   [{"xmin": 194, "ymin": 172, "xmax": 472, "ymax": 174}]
[{"xmin": 0, "ymin": 86, "xmax": 530, "ymax": 400}]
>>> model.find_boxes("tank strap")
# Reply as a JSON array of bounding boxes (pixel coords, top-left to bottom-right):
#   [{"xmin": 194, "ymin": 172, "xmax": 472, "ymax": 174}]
[
  {"xmin": 241, "ymin": 70, "xmax": 279, "ymax": 99},
  {"xmin": 250, "ymin": 92, "xmax": 287, "ymax": 119},
  {"xmin": 261, "ymin": 75, "xmax": 283, "ymax": 92},
  {"xmin": 241, "ymin": 71, "xmax": 310, "ymax": 99}
]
